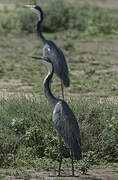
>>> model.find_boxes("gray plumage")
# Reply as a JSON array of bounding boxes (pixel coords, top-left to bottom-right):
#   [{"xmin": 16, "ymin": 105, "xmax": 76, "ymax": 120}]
[
  {"xmin": 32, "ymin": 56, "xmax": 82, "ymax": 176},
  {"xmin": 53, "ymin": 101, "xmax": 82, "ymax": 160},
  {"xmin": 24, "ymin": 5, "xmax": 70, "ymax": 98},
  {"xmin": 42, "ymin": 40, "xmax": 69, "ymax": 87}
]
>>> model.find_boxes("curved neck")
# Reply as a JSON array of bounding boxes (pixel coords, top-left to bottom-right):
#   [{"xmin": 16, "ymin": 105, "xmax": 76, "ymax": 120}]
[
  {"xmin": 37, "ymin": 21, "xmax": 46, "ymax": 46},
  {"xmin": 44, "ymin": 63, "xmax": 58, "ymax": 110}
]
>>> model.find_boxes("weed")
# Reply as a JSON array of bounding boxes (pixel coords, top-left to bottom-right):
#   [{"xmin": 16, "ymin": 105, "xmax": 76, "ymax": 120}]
[
  {"xmin": 0, "ymin": 173, "xmax": 5, "ymax": 179},
  {"xmin": 0, "ymin": 96, "xmax": 118, "ymax": 168},
  {"xmin": 0, "ymin": 0, "xmax": 118, "ymax": 171},
  {"xmin": 0, "ymin": 0, "xmax": 118, "ymax": 36},
  {"xmin": 13, "ymin": 169, "xmax": 31, "ymax": 180}
]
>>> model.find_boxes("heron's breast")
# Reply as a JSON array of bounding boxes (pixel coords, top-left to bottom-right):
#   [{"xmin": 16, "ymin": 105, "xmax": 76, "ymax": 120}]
[{"xmin": 43, "ymin": 45, "xmax": 62, "ymax": 77}]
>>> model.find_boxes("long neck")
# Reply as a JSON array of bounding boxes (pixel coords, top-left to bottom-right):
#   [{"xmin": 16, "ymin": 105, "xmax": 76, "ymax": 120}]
[
  {"xmin": 44, "ymin": 64, "xmax": 58, "ymax": 110},
  {"xmin": 37, "ymin": 21, "xmax": 46, "ymax": 46}
]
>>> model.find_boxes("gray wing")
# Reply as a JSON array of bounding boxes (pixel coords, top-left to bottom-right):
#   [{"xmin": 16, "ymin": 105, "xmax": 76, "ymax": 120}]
[
  {"xmin": 43, "ymin": 40, "xmax": 70, "ymax": 87},
  {"xmin": 53, "ymin": 101, "xmax": 82, "ymax": 160}
]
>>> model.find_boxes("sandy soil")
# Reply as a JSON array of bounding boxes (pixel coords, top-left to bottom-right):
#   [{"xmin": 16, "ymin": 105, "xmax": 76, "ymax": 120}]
[{"xmin": 0, "ymin": 166, "xmax": 118, "ymax": 180}]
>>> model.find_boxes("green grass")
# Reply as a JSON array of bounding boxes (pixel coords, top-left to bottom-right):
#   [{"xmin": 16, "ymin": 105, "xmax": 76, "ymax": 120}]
[
  {"xmin": 0, "ymin": 32, "xmax": 118, "ymax": 97},
  {"xmin": 0, "ymin": 0, "xmax": 118, "ymax": 96},
  {"xmin": 0, "ymin": 0, "xmax": 118, "ymax": 178},
  {"xmin": 1, "ymin": 0, "xmax": 118, "ymax": 35},
  {"xmin": 0, "ymin": 95, "xmax": 118, "ymax": 170},
  {"xmin": 0, "ymin": 0, "xmax": 20, "ymax": 3}
]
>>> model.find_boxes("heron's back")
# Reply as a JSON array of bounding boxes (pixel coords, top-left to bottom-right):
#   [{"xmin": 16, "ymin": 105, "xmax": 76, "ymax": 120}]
[{"xmin": 43, "ymin": 40, "xmax": 70, "ymax": 87}]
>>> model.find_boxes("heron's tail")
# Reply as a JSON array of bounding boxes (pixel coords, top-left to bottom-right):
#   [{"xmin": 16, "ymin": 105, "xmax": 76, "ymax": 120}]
[
  {"xmin": 63, "ymin": 77, "xmax": 70, "ymax": 87},
  {"xmin": 62, "ymin": 72, "xmax": 70, "ymax": 87},
  {"xmin": 72, "ymin": 139, "xmax": 82, "ymax": 160}
]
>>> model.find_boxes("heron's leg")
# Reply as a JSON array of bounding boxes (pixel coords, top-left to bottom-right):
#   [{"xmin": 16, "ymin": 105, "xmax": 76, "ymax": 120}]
[
  {"xmin": 61, "ymin": 80, "xmax": 64, "ymax": 100},
  {"xmin": 70, "ymin": 150, "xmax": 74, "ymax": 176},
  {"xmin": 58, "ymin": 136, "xmax": 62, "ymax": 176}
]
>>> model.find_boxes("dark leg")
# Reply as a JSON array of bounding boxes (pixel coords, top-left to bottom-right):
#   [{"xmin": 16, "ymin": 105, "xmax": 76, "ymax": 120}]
[
  {"xmin": 61, "ymin": 80, "xmax": 64, "ymax": 100},
  {"xmin": 58, "ymin": 136, "xmax": 62, "ymax": 176},
  {"xmin": 70, "ymin": 151, "xmax": 74, "ymax": 176}
]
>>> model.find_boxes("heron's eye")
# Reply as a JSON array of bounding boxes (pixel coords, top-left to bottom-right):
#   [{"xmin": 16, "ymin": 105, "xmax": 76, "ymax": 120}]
[{"xmin": 47, "ymin": 48, "xmax": 51, "ymax": 52}]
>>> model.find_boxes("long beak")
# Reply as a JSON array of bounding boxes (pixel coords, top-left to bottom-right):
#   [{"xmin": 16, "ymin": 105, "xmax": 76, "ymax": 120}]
[
  {"xmin": 23, "ymin": 5, "xmax": 35, "ymax": 9},
  {"xmin": 32, "ymin": 56, "xmax": 51, "ymax": 62},
  {"xmin": 32, "ymin": 56, "xmax": 44, "ymax": 60},
  {"xmin": 23, "ymin": 5, "xmax": 36, "ymax": 12}
]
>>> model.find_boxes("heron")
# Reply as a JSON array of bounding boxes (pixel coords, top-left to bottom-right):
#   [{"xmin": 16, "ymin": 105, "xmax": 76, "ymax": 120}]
[
  {"xmin": 24, "ymin": 5, "xmax": 70, "ymax": 99},
  {"xmin": 32, "ymin": 56, "xmax": 82, "ymax": 176}
]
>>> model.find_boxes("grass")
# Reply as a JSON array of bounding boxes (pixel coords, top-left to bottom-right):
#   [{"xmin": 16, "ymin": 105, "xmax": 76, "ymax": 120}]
[
  {"xmin": 0, "ymin": 169, "xmax": 39, "ymax": 180},
  {"xmin": 0, "ymin": 32, "xmax": 118, "ymax": 97},
  {"xmin": 0, "ymin": 95, "xmax": 117, "ymax": 179},
  {"xmin": 0, "ymin": 0, "xmax": 118, "ymax": 178},
  {"xmin": 0, "ymin": 0, "xmax": 118, "ymax": 97},
  {"xmin": 0, "ymin": 95, "xmax": 118, "ymax": 167}
]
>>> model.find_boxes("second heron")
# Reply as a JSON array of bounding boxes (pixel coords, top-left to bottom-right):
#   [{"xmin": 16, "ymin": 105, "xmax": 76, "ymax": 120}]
[{"xmin": 24, "ymin": 5, "xmax": 70, "ymax": 99}]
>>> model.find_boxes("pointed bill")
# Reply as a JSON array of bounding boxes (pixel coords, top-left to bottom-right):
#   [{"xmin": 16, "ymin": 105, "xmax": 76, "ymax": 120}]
[
  {"xmin": 23, "ymin": 5, "xmax": 35, "ymax": 9},
  {"xmin": 32, "ymin": 56, "xmax": 44, "ymax": 60},
  {"xmin": 23, "ymin": 5, "xmax": 41, "ymax": 16},
  {"xmin": 32, "ymin": 56, "xmax": 51, "ymax": 62}
]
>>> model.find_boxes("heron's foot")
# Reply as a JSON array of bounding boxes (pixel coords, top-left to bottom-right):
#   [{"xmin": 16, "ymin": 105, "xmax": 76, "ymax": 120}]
[
  {"xmin": 57, "ymin": 172, "xmax": 61, "ymax": 176},
  {"xmin": 56, "ymin": 153, "xmax": 62, "ymax": 162},
  {"xmin": 72, "ymin": 165, "xmax": 74, "ymax": 177},
  {"xmin": 57, "ymin": 153, "xmax": 62, "ymax": 177}
]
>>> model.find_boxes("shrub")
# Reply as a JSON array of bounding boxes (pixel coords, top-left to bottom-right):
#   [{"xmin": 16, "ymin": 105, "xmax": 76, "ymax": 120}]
[
  {"xmin": 0, "ymin": 95, "xmax": 118, "ymax": 167},
  {"xmin": 42, "ymin": 0, "xmax": 71, "ymax": 32},
  {"xmin": 0, "ymin": 0, "xmax": 118, "ymax": 35},
  {"xmin": 18, "ymin": 10, "xmax": 37, "ymax": 34},
  {"xmin": 0, "ymin": 96, "xmax": 53, "ymax": 166},
  {"xmin": 0, "ymin": 11, "xmax": 19, "ymax": 34},
  {"xmin": 69, "ymin": 97, "xmax": 118, "ymax": 161}
]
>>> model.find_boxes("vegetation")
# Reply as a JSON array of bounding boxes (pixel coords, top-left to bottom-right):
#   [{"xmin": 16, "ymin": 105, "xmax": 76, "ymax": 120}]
[
  {"xmin": 0, "ymin": 0, "xmax": 118, "ymax": 96},
  {"xmin": 0, "ymin": 0, "xmax": 118, "ymax": 36},
  {"xmin": 0, "ymin": 0, "xmax": 118, "ymax": 176},
  {"xmin": 0, "ymin": 96, "xmax": 118, "ymax": 170}
]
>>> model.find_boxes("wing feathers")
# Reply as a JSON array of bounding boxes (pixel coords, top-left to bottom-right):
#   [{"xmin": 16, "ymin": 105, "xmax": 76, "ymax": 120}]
[{"xmin": 53, "ymin": 101, "xmax": 82, "ymax": 160}]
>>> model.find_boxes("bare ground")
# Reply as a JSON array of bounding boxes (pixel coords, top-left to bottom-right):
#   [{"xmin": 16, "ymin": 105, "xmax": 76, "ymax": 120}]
[
  {"xmin": 0, "ymin": 0, "xmax": 118, "ymax": 10},
  {"xmin": 0, "ymin": 166, "xmax": 118, "ymax": 180}
]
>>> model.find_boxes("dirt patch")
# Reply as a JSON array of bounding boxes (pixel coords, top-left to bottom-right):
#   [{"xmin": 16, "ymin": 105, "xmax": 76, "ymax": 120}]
[
  {"xmin": 67, "ymin": 0, "xmax": 118, "ymax": 9},
  {"xmin": 0, "ymin": 167, "xmax": 118, "ymax": 180},
  {"xmin": 0, "ymin": 0, "xmax": 118, "ymax": 10},
  {"xmin": 0, "ymin": 4, "xmax": 16, "ymax": 10},
  {"xmin": 86, "ymin": 0, "xmax": 118, "ymax": 9}
]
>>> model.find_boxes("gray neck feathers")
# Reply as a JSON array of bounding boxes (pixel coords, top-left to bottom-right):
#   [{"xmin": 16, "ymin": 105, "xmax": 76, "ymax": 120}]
[{"xmin": 43, "ymin": 62, "xmax": 58, "ymax": 110}]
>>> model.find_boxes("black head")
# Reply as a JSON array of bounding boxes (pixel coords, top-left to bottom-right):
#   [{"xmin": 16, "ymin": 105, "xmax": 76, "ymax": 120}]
[{"xmin": 24, "ymin": 5, "xmax": 43, "ymax": 22}]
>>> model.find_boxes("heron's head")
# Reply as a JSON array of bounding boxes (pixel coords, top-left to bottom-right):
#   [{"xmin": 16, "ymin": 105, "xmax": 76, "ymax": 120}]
[{"xmin": 24, "ymin": 5, "xmax": 43, "ymax": 22}]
